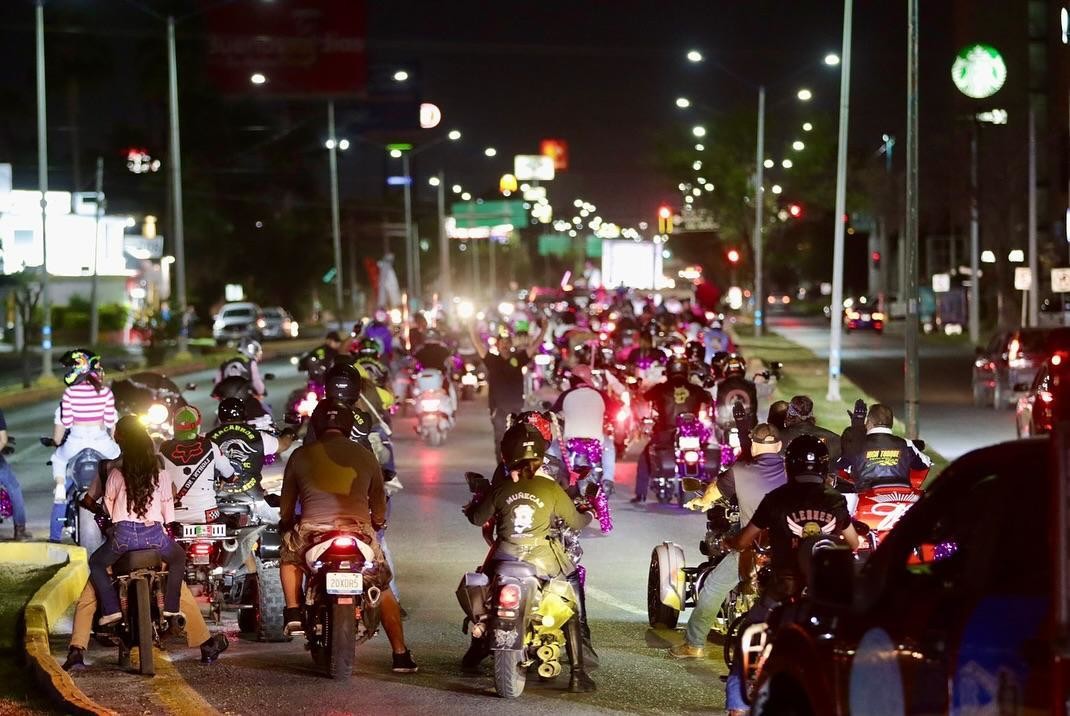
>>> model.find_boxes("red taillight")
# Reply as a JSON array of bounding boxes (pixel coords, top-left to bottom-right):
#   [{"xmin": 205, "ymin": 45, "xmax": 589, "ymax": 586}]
[
  {"xmin": 1041, "ymin": 391, "xmax": 1055, "ymax": 404},
  {"xmin": 332, "ymin": 536, "xmax": 357, "ymax": 549},
  {"xmin": 498, "ymin": 584, "xmax": 522, "ymax": 609},
  {"xmin": 616, "ymin": 407, "xmax": 630, "ymax": 422},
  {"xmin": 190, "ymin": 541, "xmax": 213, "ymax": 556},
  {"xmin": 1053, "ymin": 354, "xmax": 1063, "ymax": 367}
]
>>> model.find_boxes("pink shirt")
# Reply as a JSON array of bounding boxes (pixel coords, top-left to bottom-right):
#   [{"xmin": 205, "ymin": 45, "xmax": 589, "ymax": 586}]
[
  {"xmin": 60, "ymin": 383, "xmax": 117, "ymax": 428},
  {"xmin": 104, "ymin": 467, "xmax": 174, "ymax": 525}
]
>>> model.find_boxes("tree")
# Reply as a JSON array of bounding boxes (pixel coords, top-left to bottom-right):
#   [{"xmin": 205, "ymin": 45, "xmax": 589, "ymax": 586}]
[{"xmin": 0, "ymin": 270, "xmax": 44, "ymax": 388}]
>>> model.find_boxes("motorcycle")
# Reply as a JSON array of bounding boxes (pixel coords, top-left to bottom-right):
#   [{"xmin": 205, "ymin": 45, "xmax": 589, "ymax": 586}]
[
  {"xmin": 843, "ymin": 482, "xmax": 922, "ymax": 554},
  {"xmin": 112, "ymin": 372, "xmax": 194, "ymax": 447},
  {"xmin": 647, "ymin": 413, "xmax": 718, "ymax": 506},
  {"xmin": 412, "ymin": 368, "xmax": 455, "ymax": 447},
  {"xmin": 456, "ymin": 349, "xmax": 485, "ymax": 401},
  {"xmin": 283, "ymin": 379, "xmax": 324, "ymax": 432},
  {"xmin": 91, "ymin": 548, "xmax": 180, "ymax": 676},
  {"xmin": 290, "ymin": 528, "xmax": 385, "ymax": 680},
  {"xmin": 457, "ymin": 471, "xmax": 581, "ymax": 699},
  {"xmin": 174, "ymin": 489, "xmax": 286, "ymax": 642},
  {"xmin": 42, "ymin": 436, "xmax": 107, "ymax": 550}
]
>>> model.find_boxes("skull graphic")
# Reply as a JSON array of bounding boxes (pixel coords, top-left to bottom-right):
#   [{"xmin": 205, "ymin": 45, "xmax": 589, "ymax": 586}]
[{"xmin": 512, "ymin": 504, "xmax": 536, "ymax": 534}]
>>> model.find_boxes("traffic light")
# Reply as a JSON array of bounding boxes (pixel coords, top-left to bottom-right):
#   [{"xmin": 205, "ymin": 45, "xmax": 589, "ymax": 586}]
[
  {"xmin": 788, "ymin": 203, "xmax": 803, "ymax": 219},
  {"xmin": 658, "ymin": 205, "xmax": 674, "ymax": 234},
  {"xmin": 871, "ymin": 251, "xmax": 881, "ymax": 269},
  {"xmin": 726, "ymin": 248, "xmax": 741, "ymax": 265}
]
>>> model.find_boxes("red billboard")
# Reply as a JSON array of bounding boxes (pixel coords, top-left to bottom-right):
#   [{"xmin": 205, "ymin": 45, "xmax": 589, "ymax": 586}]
[
  {"xmin": 540, "ymin": 138, "xmax": 569, "ymax": 171},
  {"xmin": 205, "ymin": 0, "xmax": 367, "ymax": 97}
]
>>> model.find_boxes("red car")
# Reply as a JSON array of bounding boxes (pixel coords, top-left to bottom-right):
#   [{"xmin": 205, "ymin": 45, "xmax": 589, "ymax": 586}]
[{"xmin": 747, "ymin": 437, "xmax": 1062, "ymax": 715}]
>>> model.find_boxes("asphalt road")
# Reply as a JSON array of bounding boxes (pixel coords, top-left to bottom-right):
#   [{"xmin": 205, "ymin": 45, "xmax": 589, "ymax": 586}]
[
  {"xmin": 26, "ymin": 361, "xmax": 728, "ymax": 715},
  {"xmin": 768, "ymin": 316, "xmax": 1017, "ymax": 460}
]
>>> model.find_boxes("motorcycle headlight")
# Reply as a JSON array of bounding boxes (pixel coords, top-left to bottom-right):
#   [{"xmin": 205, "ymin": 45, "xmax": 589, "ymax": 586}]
[{"xmin": 146, "ymin": 403, "xmax": 169, "ymax": 425}]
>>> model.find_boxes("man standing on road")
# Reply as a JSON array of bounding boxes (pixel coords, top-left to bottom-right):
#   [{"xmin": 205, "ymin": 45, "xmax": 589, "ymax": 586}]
[
  {"xmin": 278, "ymin": 399, "xmax": 418, "ymax": 674},
  {"xmin": 467, "ymin": 320, "xmax": 545, "ymax": 459}
]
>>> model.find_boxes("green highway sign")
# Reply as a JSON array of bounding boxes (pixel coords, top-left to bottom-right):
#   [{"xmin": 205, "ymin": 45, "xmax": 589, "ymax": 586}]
[
  {"xmin": 386, "ymin": 142, "xmax": 414, "ymax": 151},
  {"xmin": 450, "ymin": 200, "xmax": 528, "ymax": 229}
]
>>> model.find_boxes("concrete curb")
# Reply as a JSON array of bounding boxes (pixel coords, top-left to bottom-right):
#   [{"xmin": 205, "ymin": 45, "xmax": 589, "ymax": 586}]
[{"xmin": 1, "ymin": 542, "xmax": 117, "ymax": 716}]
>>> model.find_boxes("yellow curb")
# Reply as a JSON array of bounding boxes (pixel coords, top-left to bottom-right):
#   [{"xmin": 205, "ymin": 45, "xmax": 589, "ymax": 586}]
[
  {"xmin": 150, "ymin": 649, "xmax": 221, "ymax": 716},
  {"xmin": 6, "ymin": 542, "xmax": 116, "ymax": 716}
]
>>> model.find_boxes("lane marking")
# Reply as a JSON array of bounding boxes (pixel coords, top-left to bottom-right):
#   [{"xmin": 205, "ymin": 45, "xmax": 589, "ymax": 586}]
[
  {"xmin": 584, "ymin": 585, "xmax": 647, "ymax": 618},
  {"xmin": 150, "ymin": 647, "xmax": 221, "ymax": 716}
]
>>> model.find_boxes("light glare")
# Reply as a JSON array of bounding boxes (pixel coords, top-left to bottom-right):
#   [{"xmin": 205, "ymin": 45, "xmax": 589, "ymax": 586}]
[
  {"xmin": 692, "ymin": 125, "xmax": 707, "ymax": 138},
  {"xmin": 797, "ymin": 88, "xmax": 813, "ymax": 101}
]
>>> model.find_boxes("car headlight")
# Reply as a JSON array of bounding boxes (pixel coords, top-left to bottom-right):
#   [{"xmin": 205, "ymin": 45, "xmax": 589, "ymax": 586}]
[
  {"xmin": 289, "ymin": 321, "xmax": 299, "ymax": 337},
  {"xmin": 146, "ymin": 402, "xmax": 169, "ymax": 425},
  {"xmin": 256, "ymin": 318, "xmax": 266, "ymax": 328}
]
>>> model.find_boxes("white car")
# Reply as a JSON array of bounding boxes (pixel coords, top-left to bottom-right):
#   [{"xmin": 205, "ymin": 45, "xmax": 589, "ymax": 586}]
[{"xmin": 213, "ymin": 302, "xmax": 263, "ymax": 345}]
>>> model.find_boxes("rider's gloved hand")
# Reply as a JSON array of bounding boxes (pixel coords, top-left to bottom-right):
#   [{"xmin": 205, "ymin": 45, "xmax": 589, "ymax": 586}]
[{"xmin": 849, "ymin": 399, "xmax": 867, "ymax": 426}]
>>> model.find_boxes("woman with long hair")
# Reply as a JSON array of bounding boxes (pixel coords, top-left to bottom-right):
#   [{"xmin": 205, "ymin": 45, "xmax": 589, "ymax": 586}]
[
  {"xmin": 49, "ymin": 349, "xmax": 120, "ymax": 541},
  {"xmin": 87, "ymin": 416, "xmax": 185, "ymax": 625}
]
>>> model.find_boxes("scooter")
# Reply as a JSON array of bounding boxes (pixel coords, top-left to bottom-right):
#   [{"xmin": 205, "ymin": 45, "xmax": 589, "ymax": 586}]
[{"xmin": 412, "ymin": 368, "xmax": 455, "ymax": 447}]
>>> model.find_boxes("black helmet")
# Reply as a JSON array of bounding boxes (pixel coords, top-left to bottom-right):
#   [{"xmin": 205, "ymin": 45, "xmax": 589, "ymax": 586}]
[
  {"xmin": 310, "ymin": 398, "xmax": 355, "ymax": 438},
  {"xmin": 217, "ymin": 397, "xmax": 246, "ymax": 424},
  {"xmin": 685, "ymin": 340, "xmax": 705, "ymax": 362},
  {"xmin": 500, "ymin": 423, "xmax": 547, "ymax": 471},
  {"xmin": 723, "ymin": 353, "xmax": 747, "ymax": 378},
  {"xmin": 784, "ymin": 434, "xmax": 830, "ymax": 483},
  {"xmin": 324, "ymin": 363, "xmax": 363, "ymax": 406},
  {"xmin": 667, "ymin": 356, "xmax": 689, "ymax": 380}
]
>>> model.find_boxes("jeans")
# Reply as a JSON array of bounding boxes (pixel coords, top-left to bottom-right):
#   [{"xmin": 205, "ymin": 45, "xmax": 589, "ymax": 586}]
[
  {"xmin": 89, "ymin": 521, "xmax": 185, "ymax": 615},
  {"xmin": 490, "ymin": 407, "xmax": 512, "ymax": 461},
  {"xmin": 684, "ymin": 551, "xmax": 739, "ymax": 648},
  {"xmin": 49, "ymin": 476, "xmax": 76, "ymax": 542},
  {"xmin": 0, "ymin": 461, "xmax": 27, "ymax": 527},
  {"xmin": 634, "ymin": 443, "xmax": 653, "ymax": 500}
]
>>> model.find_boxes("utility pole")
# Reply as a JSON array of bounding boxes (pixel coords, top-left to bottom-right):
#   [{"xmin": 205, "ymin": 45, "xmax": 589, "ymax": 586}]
[
  {"xmin": 89, "ymin": 157, "xmax": 103, "ymax": 346},
  {"xmin": 904, "ymin": 0, "xmax": 921, "ymax": 439},
  {"xmin": 326, "ymin": 101, "xmax": 345, "ymax": 326},
  {"xmin": 437, "ymin": 171, "xmax": 450, "ymax": 304},
  {"xmin": 826, "ymin": 0, "xmax": 853, "ymax": 402},
  {"xmin": 166, "ymin": 16, "xmax": 189, "ymax": 355},
  {"xmin": 753, "ymin": 86, "xmax": 766, "ymax": 336},
  {"xmin": 401, "ymin": 152, "xmax": 415, "ymax": 307},
  {"xmin": 35, "ymin": 0, "xmax": 53, "ymax": 378},
  {"xmin": 1028, "ymin": 105, "xmax": 1038, "ymax": 327}
]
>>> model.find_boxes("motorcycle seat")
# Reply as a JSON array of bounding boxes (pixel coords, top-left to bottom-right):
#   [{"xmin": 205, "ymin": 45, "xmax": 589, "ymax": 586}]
[
  {"xmin": 113, "ymin": 549, "xmax": 163, "ymax": 575},
  {"xmin": 494, "ymin": 560, "xmax": 538, "ymax": 581}
]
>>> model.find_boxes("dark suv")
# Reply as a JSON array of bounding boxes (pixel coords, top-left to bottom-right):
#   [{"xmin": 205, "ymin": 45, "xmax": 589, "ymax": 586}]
[{"xmin": 971, "ymin": 327, "xmax": 1070, "ymax": 409}]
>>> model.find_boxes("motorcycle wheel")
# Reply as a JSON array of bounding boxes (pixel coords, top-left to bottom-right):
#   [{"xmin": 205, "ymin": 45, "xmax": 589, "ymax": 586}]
[
  {"xmin": 493, "ymin": 648, "xmax": 527, "ymax": 699},
  {"xmin": 723, "ymin": 614, "xmax": 748, "ymax": 668},
  {"xmin": 134, "ymin": 577, "xmax": 155, "ymax": 676},
  {"xmin": 646, "ymin": 554, "xmax": 680, "ymax": 628},
  {"xmin": 254, "ymin": 557, "xmax": 289, "ymax": 642},
  {"xmin": 461, "ymin": 385, "xmax": 475, "ymax": 401},
  {"xmin": 325, "ymin": 602, "xmax": 356, "ymax": 680},
  {"xmin": 428, "ymin": 429, "xmax": 444, "ymax": 447}
]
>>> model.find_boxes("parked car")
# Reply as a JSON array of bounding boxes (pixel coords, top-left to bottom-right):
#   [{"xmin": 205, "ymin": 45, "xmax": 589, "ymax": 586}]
[
  {"xmin": 748, "ymin": 437, "xmax": 1055, "ymax": 715},
  {"xmin": 212, "ymin": 302, "xmax": 262, "ymax": 345},
  {"xmin": 258, "ymin": 306, "xmax": 298, "ymax": 340},
  {"xmin": 1015, "ymin": 353, "xmax": 1067, "ymax": 437},
  {"xmin": 972, "ymin": 327, "xmax": 1070, "ymax": 409},
  {"xmin": 842, "ymin": 296, "xmax": 884, "ymax": 334}
]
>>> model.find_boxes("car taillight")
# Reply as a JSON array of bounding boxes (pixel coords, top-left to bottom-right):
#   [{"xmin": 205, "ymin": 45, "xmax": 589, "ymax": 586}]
[
  {"xmin": 332, "ymin": 536, "xmax": 357, "ymax": 549},
  {"xmin": 498, "ymin": 584, "xmax": 522, "ymax": 609},
  {"xmin": 190, "ymin": 541, "xmax": 213, "ymax": 556},
  {"xmin": 1041, "ymin": 391, "xmax": 1055, "ymax": 404}
]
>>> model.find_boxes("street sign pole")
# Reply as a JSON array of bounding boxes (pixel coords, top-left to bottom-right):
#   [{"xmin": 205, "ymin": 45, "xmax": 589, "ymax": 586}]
[
  {"xmin": 35, "ymin": 0, "xmax": 53, "ymax": 378},
  {"xmin": 827, "ymin": 0, "xmax": 852, "ymax": 402},
  {"xmin": 904, "ymin": 0, "xmax": 921, "ymax": 439},
  {"xmin": 402, "ymin": 152, "xmax": 415, "ymax": 308},
  {"xmin": 753, "ymin": 86, "xmax": 766, "ymax": 336},
  {"xmin": 167, "ymin": 15, "xmax": 189, "ymax": 355},
  {"xmin": 89, "ymin": 157, "xmax": 104, "ymax": 346}
]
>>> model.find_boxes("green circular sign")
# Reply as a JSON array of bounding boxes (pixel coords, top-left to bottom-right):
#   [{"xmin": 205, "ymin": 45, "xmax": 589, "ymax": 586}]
[{"xmin": 951, "ymin": 44, "xmax": 1007, "ymax": 99}]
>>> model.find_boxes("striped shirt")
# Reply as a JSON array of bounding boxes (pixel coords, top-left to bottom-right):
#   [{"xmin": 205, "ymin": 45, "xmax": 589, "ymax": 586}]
[{"xmin": 60, "ymin": 383, "xmax": 117, "ymax": 428}]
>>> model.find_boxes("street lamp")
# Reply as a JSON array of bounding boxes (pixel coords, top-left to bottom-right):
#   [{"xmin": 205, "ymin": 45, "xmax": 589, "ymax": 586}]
[
  {"xmin": 771, "ymin": 184, "xmax": 783, "ymax": 194},
  {"xmin": 675, "ymin": 97, "xmax": 691, "ymax": 108},
  {"xmin": 447, "ymin": 129, "xmax": 462, "ymax": 141},
  {"xmin": 797, "ymin": 88, "xmax": 813, "ymax": 101},
  {"xmin": 250, "ymin": 72, "xmax": 266, "ymax": 85},
  {"xmin": 428, "ymin": 176, "xmax": 441, "ymax": 187},
  {"xmin": 484, "ymin": 147, "xmax": 497, "ymax": 157},
  {"xmin": 695, "ymin": 143, "xmax": 705, "ymax": 151},
  {"xmin": 393, "ymin": 70, "xmax": 409, "ymax": 82},
  {"xmin": 782, "ymin": 158, "xmax": 793, "ymax": 169},
  {"xmin": 687, "ymin": 50, "xmax": 704, "ymax": 63},
  {"xmin": 763, "ymin": 159, "xmax": 775, "ymax": 169},
  {"xmin": 824, "ymin": 53, "xmax": 841, "ymax": 66},
  {"xmin": 692, "ymin": 125, "xmax": 707, "ymax": 138},
  {"xmin": 452, "ymin": 184, "xmax": 463, "ymax": 194},
  {"xmin": 792, "ymin": 140, "xmax": 805, "ymax": 151},
  {"xmin": 803, "ymin": 122, "xmax": 813, "ymax": 132}
]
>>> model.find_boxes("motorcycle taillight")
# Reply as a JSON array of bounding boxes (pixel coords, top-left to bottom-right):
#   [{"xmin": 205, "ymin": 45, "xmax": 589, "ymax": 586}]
[
  {"xmin": 190, "ymin": 541, "xmax": 213, "ymax": 556},
  {"xmin": 498, "ymin": 584, "xmax": 522, "ymax": 609}
]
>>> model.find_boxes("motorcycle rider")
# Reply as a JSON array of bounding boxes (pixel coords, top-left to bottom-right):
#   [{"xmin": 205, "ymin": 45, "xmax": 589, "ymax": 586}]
[
  {"xmin": 625, "ymin": 329, "xmax": 666, "ymax": 368},
  {"xmin": 160, "ymin": 406, "xmax": 235, "ymax": 525},
  {"xmin": 552, "ymin": 364, "xmax": 611, "ymax": 494},
  {"xmin": 700, "ymin": 316, "xmax": 733, "ymax": 361},
  {"xmin": 467, "ymin": 319, "xmax": 546, "ymax": 459},
  {"xmin": 685, "ymin": 340, "xmax": 714, "ymax": 387},
  {"xmin": 0, "ymin": 407, "xmax": 30, "ymax": 540},
  {"xmin": 352, "ymin": 337, "xmax": 390, "ymax": 389},
  {"xmin": 840, "ymin": 403, "xmax": 931, "ymax": 491},
  {"xmin": 297, "ymin": 331, "xmax": 342, "ymax": 378},
  {"xmin": 278, "ymin": 399, "xmax": 418, "ymax": 673},
  {"xmin": 631, "ymin": 356, "xmax": 712, "ymax": 503},
  {"xmin": 767, "ymin": 399, "xmax": 789, "ymax": 432},
  {"xmin": 464, "ymin": 422, "xmax": 597, "ymax": 692},
  {"xmin": 670, "ymin": 423, "xmax": 787, "ymax": 659},
  {"xmin": 50, "ymin": 349, "xmax": 121, "ymax": 542},
  {"xmin": 360, "ymin": 308, "xmax": 395, "ymax": 360},
  {"xmin": 778, "ymin": 395, "xmax": 843, "ymax": 460},
  {"xmin": 215, "ymin": 339, "xmax": 266, "ymax": 399}
]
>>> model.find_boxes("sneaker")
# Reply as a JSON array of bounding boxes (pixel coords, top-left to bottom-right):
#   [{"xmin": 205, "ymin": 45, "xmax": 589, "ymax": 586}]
[
  {"xmin": 62, "ymin": 647, "xmax": 86, "ymax": 672},
  {"xmin": 391, "ymin": 649, "xmax": 419, "ymax": 674},
  {"xmin": 283, "ymin": 607, "xmax": 304, "ymax": 635},
  {"xmin": 200, "ymin": 634, "xmax": 229, "ymax": 664},
  {"xmin": 98, "ymin": 612, "xmax": 122, "ymax": 627},
  {"xmin": 13, "ymin": 525, "xmax": 32, "ymax": 541},
  {"xmin": 668, "ymin": 643, "xmax": 705, "ymax": 659}
]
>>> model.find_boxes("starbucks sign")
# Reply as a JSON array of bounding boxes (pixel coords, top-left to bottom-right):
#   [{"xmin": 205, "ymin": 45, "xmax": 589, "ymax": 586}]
[{"xmin": 951, "ymin": 44, "xmax": 1007, "ymax": 99}]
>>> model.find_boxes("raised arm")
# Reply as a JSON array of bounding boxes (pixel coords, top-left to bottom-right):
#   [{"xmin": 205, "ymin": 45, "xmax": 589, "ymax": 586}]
[
  {"xmin": 525, "ymin": 320, "xmax": 546, "ymax": 358},
  {"xmin": 467, "ymin": 321, "xmax": 489, "ymax": 360}
]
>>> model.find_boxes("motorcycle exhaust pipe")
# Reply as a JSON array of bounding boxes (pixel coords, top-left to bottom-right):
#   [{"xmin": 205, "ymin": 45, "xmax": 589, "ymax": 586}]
[
  {"xmin": 366, "ymin": 585, "xmax": 382, "ymax": 608},
  {"xmin": 222, "ymin": 539, "xmax": 239, "ymax": 553},
  {"xmin": 167, "ymin": 612, "xmax": 187, "ymax": 633},
  {"xmin": 536, "ymin": 642, "xmax": 562, "ymax": 662}
]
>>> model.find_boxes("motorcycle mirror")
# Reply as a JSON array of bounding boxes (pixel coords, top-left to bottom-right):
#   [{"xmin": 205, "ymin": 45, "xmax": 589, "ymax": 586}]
[
  {"xmin": 264, "ymin": 373, "xmax": 276, "ymax": 381},
  {"xmin": 263, "ymin": 493, "xmax": 281, "ymax": 508},
  {"xmin": 681, "ymin": 477, "xmax": 706, "ymax": 493},
  {"xmin": 185, "ymin": 382, "xmax": 198, "ymax": 392}
]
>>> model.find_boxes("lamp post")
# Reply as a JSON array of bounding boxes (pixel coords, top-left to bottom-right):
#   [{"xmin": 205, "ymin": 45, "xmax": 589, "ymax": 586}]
[
  {"xmin": 753, "ymin": 87, "xmax": 766, "ymax": 334},
  {"xmin": 435, "ymin": 172, "xmax": 450, "ymax": 304},
  {"xmin": 326, "ymin": 101, "xmax": 345, "ymax": 326},
  {"xmin": 165, "ymin": 16, "xmax": 189, "ymax": 354},
  {"xmin": 35, "ymin": 0, "xmax": 53, "ymax": 378}
]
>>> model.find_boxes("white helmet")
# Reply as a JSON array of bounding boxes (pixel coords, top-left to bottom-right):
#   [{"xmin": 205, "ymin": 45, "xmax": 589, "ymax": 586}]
[{"xmin": 240, "ymin": 339, "xmax": 263, "ymax": 362}]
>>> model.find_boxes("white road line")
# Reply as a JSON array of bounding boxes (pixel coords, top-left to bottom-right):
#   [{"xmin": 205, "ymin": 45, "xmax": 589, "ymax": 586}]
[{"xmin": 584, "ymin": 585, "xmax": 647, "ymax": 617}]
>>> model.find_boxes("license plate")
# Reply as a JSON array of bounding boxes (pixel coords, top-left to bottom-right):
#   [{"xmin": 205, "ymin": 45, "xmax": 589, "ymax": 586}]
[
  {"xmin": 182, "ymin": 524, "xmax": 226, "ymax": 539},
  {"xmin": 862, "ymin": 314, "xmax": 871, "ymax": 320},
  {"xmin": 326, "ymin": 572, "xmax": 363, "ymax": 595},
  {"xmin": 678, "ymin": 436, "xmax": 700, "ymax": 450},
  {"xmin": 192, "ymin": 554, "xmax": 210, "ymax": 565}
]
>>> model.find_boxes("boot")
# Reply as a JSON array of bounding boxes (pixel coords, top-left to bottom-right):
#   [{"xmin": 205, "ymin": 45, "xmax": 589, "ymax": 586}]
[
  {"xmin": 461, "ymin": 635, "xmax": 489, "ymax": 673},
  {"xmin": 13, "ymin": 525, "xmax": 32, "ymax": 541},
  {"xmin": 564, "ymin": 618, "xmax": 596, "ymax": 693},
  {"xmin": 567, "ymin": 571, "xmax": 599, "ymax": 670}
]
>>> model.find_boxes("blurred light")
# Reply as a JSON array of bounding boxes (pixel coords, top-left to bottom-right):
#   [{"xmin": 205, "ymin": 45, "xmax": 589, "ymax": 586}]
[
  {"xmin": 981, "ymin": 250, "xmax": 996, "ymax": 263},
  {"xmin": 457, "ymin": 301, "xmax": 475, "ymax": 319},
  {"xmin": 250, "ymin": 72, "xmax": 266, "ymax": 85},
  {"xmin": 393, "ymin": 70, "xmax": 409, "ymax": 82},
  {"xmin": 568, "ymin": 229, "xmax": 577, "ymax": 237},
  {"xmin": 727, "ymin": 248, "xmax": 741, "ymax": 264},
  {"xmin": 461, "ymin": 192, "xmax": 472, "ymax": 200},
  {"xmin": 678, "ymin": 182, "xmax": 687, "ymax": 191},
  {"xmin": 484, "ymin": 147, "xmax": 497, "ymax": 157},
  {"xmin": 792, "ymin": 140, "xmax": 805, "ymax": 151},
  {"xmin": 687, "ymin": 50, "xmax": 704, "ymax": 63},
  {"xmin": 1008, "ymin": 249, "xmax": 1025, "ymax": 262},
  {"xmin": 782, "ymin": 158, "xmax": 794, "ymax": 169},
  {"xmin": 803, "ymin": 122, "xmax": 813, "ymax": 132},
  {"xmin": 692, "ymin": 125, "xmax": 707, "ymax": 138},
  {"xmin": 684, "ymin": 195, "xmax": 694, "ymax": 204},
  {"xmin": 448, "ymin": 129, "xmax": 462, "ymax": 141},
  {"xmin": 428, "ymin": 176, "xmax": 441, "ymax": 187},
  {"xmin": 658, "ymin": 206, "xmax": 672, "ymax": 219},
  {"xmin": 389, "ymin": 148, "xmax": 403, "ymax": 158},
  {"xmin": 824, "ymin": 53, "xmax": 841, "ymax": 66},
  {"xmin": 574, "ymin": 199, "xmax": 584, "ymax": 208},
  {"xmin": 771, "ymin": 184, "xmax": 782, "ymax": 195},
  {"xmin": 695, "ymin": 143, "xmax": 705, "ymax": 151},
  {"xmin": 692, "ymin": 160, "xmax": 702, "ymax": 170},
  {"xmin": 797, "ymin": 89, "xmax": 813, "ymax": 101},
  {"xmin": 763, "ymin": 159, "xmax": 774, "ymax": 169},
  {"xmin": 324, "ymin": 139, "xmax": 336, "ymax": 149},
  {"xmin": 452, "ymin": 184, "xmax": 462, "ymax": 194},
  {"xmin": 337, "ymin": 139, "xmax": 350, "ymax": 151},
  {"xmin": 675, "ymin": 97, "xmax": 691, "ymax": 108},
  {"xmin": 691, "ymin": 187, "xmax": 701, "ymax": 196},
  {"xmin": 788, "ymin": 203, "xmax": 803, "ymax": 218},
  {"xmin": 697, "ymin": 177, "xmax": 707, "ymax": 184},
  {"xmin": 498, "ymin": 301, "xmax": 515, "ymax": 316}
]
